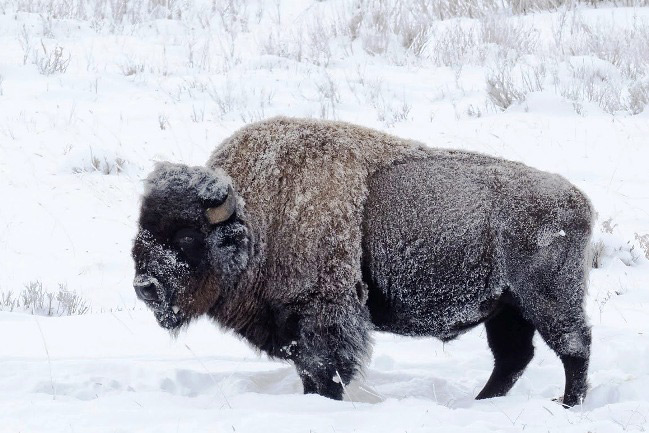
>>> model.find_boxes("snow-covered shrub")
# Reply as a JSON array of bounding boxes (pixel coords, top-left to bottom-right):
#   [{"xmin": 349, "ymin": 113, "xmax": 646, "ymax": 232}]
[
  {"xmin": 213, "ymin": 0, "xmax": 250, "ymax": 33},
  {"xmin": 69, "ymin": 147, "xmax": 127, "ymax": 175},
  {"xmin": 393, "ymin": 4, "xmax": 431, "ymax": 55},
  {"xmin": 487, "ymin": 62, "xmax": 526, "ymax": 109},
  {"xmin": 360, "ymin": 2, "xmax": 391, "ymax": 55},
  {"xmin": 427, "ymin": 24, "xmax": 484, "ymax": 67},
  {"xmin": 591, "ymin": 239, "xmax": 605, "ymax": 269},
  {"xmin": 239, "ymin": 87, "xmax": 275, "ymax": 123},
  {"xmin": 11, "ymin": 0, "xmax": 183, "ymax": 24},
  {"xmin": 315, "ymin": 71, "xmax": 340, "ymax": 119},
  {"xmin": 591, "ymin": 236, "xmax": 643, "ymax": 268},
  {"xmin": 18, "ymin": 25, "xmax": 32, "ymax": 65},
  {"xmin": 635, "ymin": 233, "xmax": 649, "ymax": 259},
  {"xmin": 418, "ymin": 0, "xmax": 499, "ymax": 19},
  {"xmin": 120, "ymin": 57, "xmax": 146, "ymax": 76},
  {"xmin": 514, "ymin": 0, "xmax": 649, "ymax": 13},
  {"xmin": 305, "ymin": 16, "xmax": 333, "ymax": 66},
  {"xmin": 560, "ymin": 61, "xmax": 624, "ymax": 114},
  {"xmin": 561, "ymin": 18, "xmax": 649, "ymax": 81},
  {"xmin": 627, "ymin": 80, "xmax": 649, "ymax": 114},
  {"xmin": 158, "ymin": 113, "xmax": 170, "ymax": 130},
  {"xmin": 480, "ymin": 15, "xmax": 539, "ymax": 58},
  {"xmin": 33, "ymin": 41, "xmax": 71, "ymax": 75},
  {"xmin": 190, "ymin": 104, "xmax": 206, "ymax": 123},
  {"xmin": 1, "ymin": 282, "xmax": 89, "ymax": 316},
  {"xmin": 487, "ymin": 59, "xmax": 544, "ymax": 110},
  {"xmin": 259, "ymin": 30, "xmax": 304, "ymax": 62},
  {"xmin": 55, "ymin": 287, "xmax": 91, "ymax": 315},
  {"xmin": 207, "ymin": 79, "xmax": 238, "ymax": 118},
  {"xmin": 591, "ymin": 220, "xmax": 647, "ymax": 268},
  {"xmin": 602, "ymin": 217, "xmax": 618, "ymax": 234},
  {"xmin": 89, "ymin": 155, "xmax": 125, "ymax": 174},
  {"xmin": 5, "ymin": 0, "xmax": 649, "ymax": 33}
]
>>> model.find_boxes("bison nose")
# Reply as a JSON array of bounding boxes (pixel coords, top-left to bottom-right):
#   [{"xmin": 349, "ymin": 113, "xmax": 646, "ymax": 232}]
[{"xmin": 133, "ymin": 276, "xmax": 159, "ymax": 302}]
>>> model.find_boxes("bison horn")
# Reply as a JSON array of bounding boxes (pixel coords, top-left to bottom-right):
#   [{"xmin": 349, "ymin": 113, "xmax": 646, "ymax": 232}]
[{"xmin": 205, "ymin": 185, "xmax": 236, "ymax": 224}]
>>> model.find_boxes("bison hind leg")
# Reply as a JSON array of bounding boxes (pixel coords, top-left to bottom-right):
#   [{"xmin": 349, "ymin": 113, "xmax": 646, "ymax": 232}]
[
  {"xmin": 476, "ymin": 303, "xmax": 535, "ymax": 400},
  {"xmin": 535, "ymin": 315, "xmax": 591, "ymax": 408},
  {"xmin": 515, "ymin": 283, "xmax": 591, "ymax": 407},
  {"xmin": 513, "ymin": 268, "xmax": 591, "ymax": 407}
]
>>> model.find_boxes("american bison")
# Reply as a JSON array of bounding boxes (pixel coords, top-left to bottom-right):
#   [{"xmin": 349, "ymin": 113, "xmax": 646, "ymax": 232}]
[{"xmin": 132, "ymin": 117, "xmax": 593, "ymax": 406}]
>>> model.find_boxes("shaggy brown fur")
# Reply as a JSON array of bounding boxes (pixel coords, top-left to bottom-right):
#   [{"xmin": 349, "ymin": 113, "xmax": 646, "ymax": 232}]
[
  {"xmin": 133, "ymin": 116, "xmax": 593, "ymax": 404},
  {"xmin": 205, "ymin": 117, "xmax": 430, "ymax": 322},
  {"xmin": 200, "ymin": 118, "xmax": 433, "ymax": 397}
]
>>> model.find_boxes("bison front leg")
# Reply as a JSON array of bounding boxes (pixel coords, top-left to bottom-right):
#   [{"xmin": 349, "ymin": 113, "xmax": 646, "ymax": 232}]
[{"xmin": 292, "ymin": 298, "xmax": 372, "ymax": 400}]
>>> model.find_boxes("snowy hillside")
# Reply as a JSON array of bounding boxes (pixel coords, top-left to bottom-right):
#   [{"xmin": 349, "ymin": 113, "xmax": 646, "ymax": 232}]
[{"xmin": 1, "ymin": 0, "xmax": 648, "ymax": 431}]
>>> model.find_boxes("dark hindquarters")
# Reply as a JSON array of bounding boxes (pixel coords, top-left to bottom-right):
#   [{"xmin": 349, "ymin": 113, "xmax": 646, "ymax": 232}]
[
  {"xmin": 477, "ymin": 303, "xmax": 535, "ymax": 399},
  {"xmin": 504, "ymin": 187, "xmax": 593, "ymax": 407}
]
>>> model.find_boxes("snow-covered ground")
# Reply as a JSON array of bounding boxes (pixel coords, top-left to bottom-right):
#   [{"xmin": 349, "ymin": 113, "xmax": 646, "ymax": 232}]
[{"xmin": 1, "ymin": 0, "xmax": 648, "ymax": 431}]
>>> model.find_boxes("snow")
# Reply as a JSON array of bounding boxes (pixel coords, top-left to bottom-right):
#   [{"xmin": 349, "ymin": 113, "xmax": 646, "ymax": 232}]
[
  {"xmin": 3, "ymin": 309, "xmax": 649, "ymax": 432},
  {"xmin": 1, "ymin": 0, "xmax": 649, "ymax": 431}
]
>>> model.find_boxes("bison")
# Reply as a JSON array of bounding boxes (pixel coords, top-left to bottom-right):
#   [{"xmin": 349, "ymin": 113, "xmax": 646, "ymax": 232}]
[{"xmin": 132, "ymin": 117, "xmax": 593, "ymax": 407}]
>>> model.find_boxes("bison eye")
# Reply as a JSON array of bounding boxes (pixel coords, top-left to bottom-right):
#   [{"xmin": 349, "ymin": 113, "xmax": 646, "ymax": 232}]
[{"xmin": 172, "ymin": 228, "xmax": 204, "ymax": 264}]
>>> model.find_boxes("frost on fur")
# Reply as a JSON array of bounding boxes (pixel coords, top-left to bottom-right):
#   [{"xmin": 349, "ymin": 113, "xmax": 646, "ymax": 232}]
[{"xmin": 134, "ymin": 117, "xmax": 594, "ymax": 407}]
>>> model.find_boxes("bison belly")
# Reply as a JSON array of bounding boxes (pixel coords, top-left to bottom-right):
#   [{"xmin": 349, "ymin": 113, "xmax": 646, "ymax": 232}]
[{"xmin": 361, "ymin": 155, "xmax": 507, "ymax": 340}]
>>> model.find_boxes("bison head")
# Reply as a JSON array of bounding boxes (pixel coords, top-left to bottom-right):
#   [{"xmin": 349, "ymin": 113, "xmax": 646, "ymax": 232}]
[{"xmin": 132, "ymin": 162, "xmax": 251, "ymax": 331}]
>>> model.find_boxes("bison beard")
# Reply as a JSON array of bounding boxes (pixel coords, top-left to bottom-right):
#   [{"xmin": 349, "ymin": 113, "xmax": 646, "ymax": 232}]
[{"xmin": 133, "ymin": 117, "xmax": 594, "ymax": 407}]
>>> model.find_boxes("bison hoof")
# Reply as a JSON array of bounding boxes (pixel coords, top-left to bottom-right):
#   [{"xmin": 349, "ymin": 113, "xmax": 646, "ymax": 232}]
[{"xmin": 552, "ymin": 396, "xmax": 583, "ymax": 409}]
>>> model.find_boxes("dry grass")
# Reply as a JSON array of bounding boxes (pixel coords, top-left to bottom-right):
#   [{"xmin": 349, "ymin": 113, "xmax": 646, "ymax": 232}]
[
  {"xmin": 635, "ymin": 233, "xmax": 649, "ymax": 259},
  {"xmin": 34, "ymin": 41, "xmax": 71, "ymax": 75},
  {"xmin": 1, "ymin": 281, "xmax": 90, "ymax": 316},
  {"xmin": 2, "ymin": 0, "xmax": 649, "ymax": 118}
]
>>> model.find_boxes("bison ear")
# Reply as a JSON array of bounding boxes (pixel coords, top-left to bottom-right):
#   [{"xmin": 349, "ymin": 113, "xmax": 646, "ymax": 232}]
[{"xmin": 204, "ymin": 206, "xmax": 251, "ymax": 281}]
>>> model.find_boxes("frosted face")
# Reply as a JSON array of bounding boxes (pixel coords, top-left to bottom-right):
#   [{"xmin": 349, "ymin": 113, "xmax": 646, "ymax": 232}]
[
  {"xmin": 132, "ymin": 226, "xmax": 201, "ymax": 330},
  {"xmin": 131, "ymin": 162, "xmax": 247, "ymax": 331}
]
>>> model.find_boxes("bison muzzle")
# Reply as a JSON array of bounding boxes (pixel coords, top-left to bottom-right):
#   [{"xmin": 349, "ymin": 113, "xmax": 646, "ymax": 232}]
[{"xmin": 132, "ymin": 117, "xmax": 594, "ymax": 407}]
